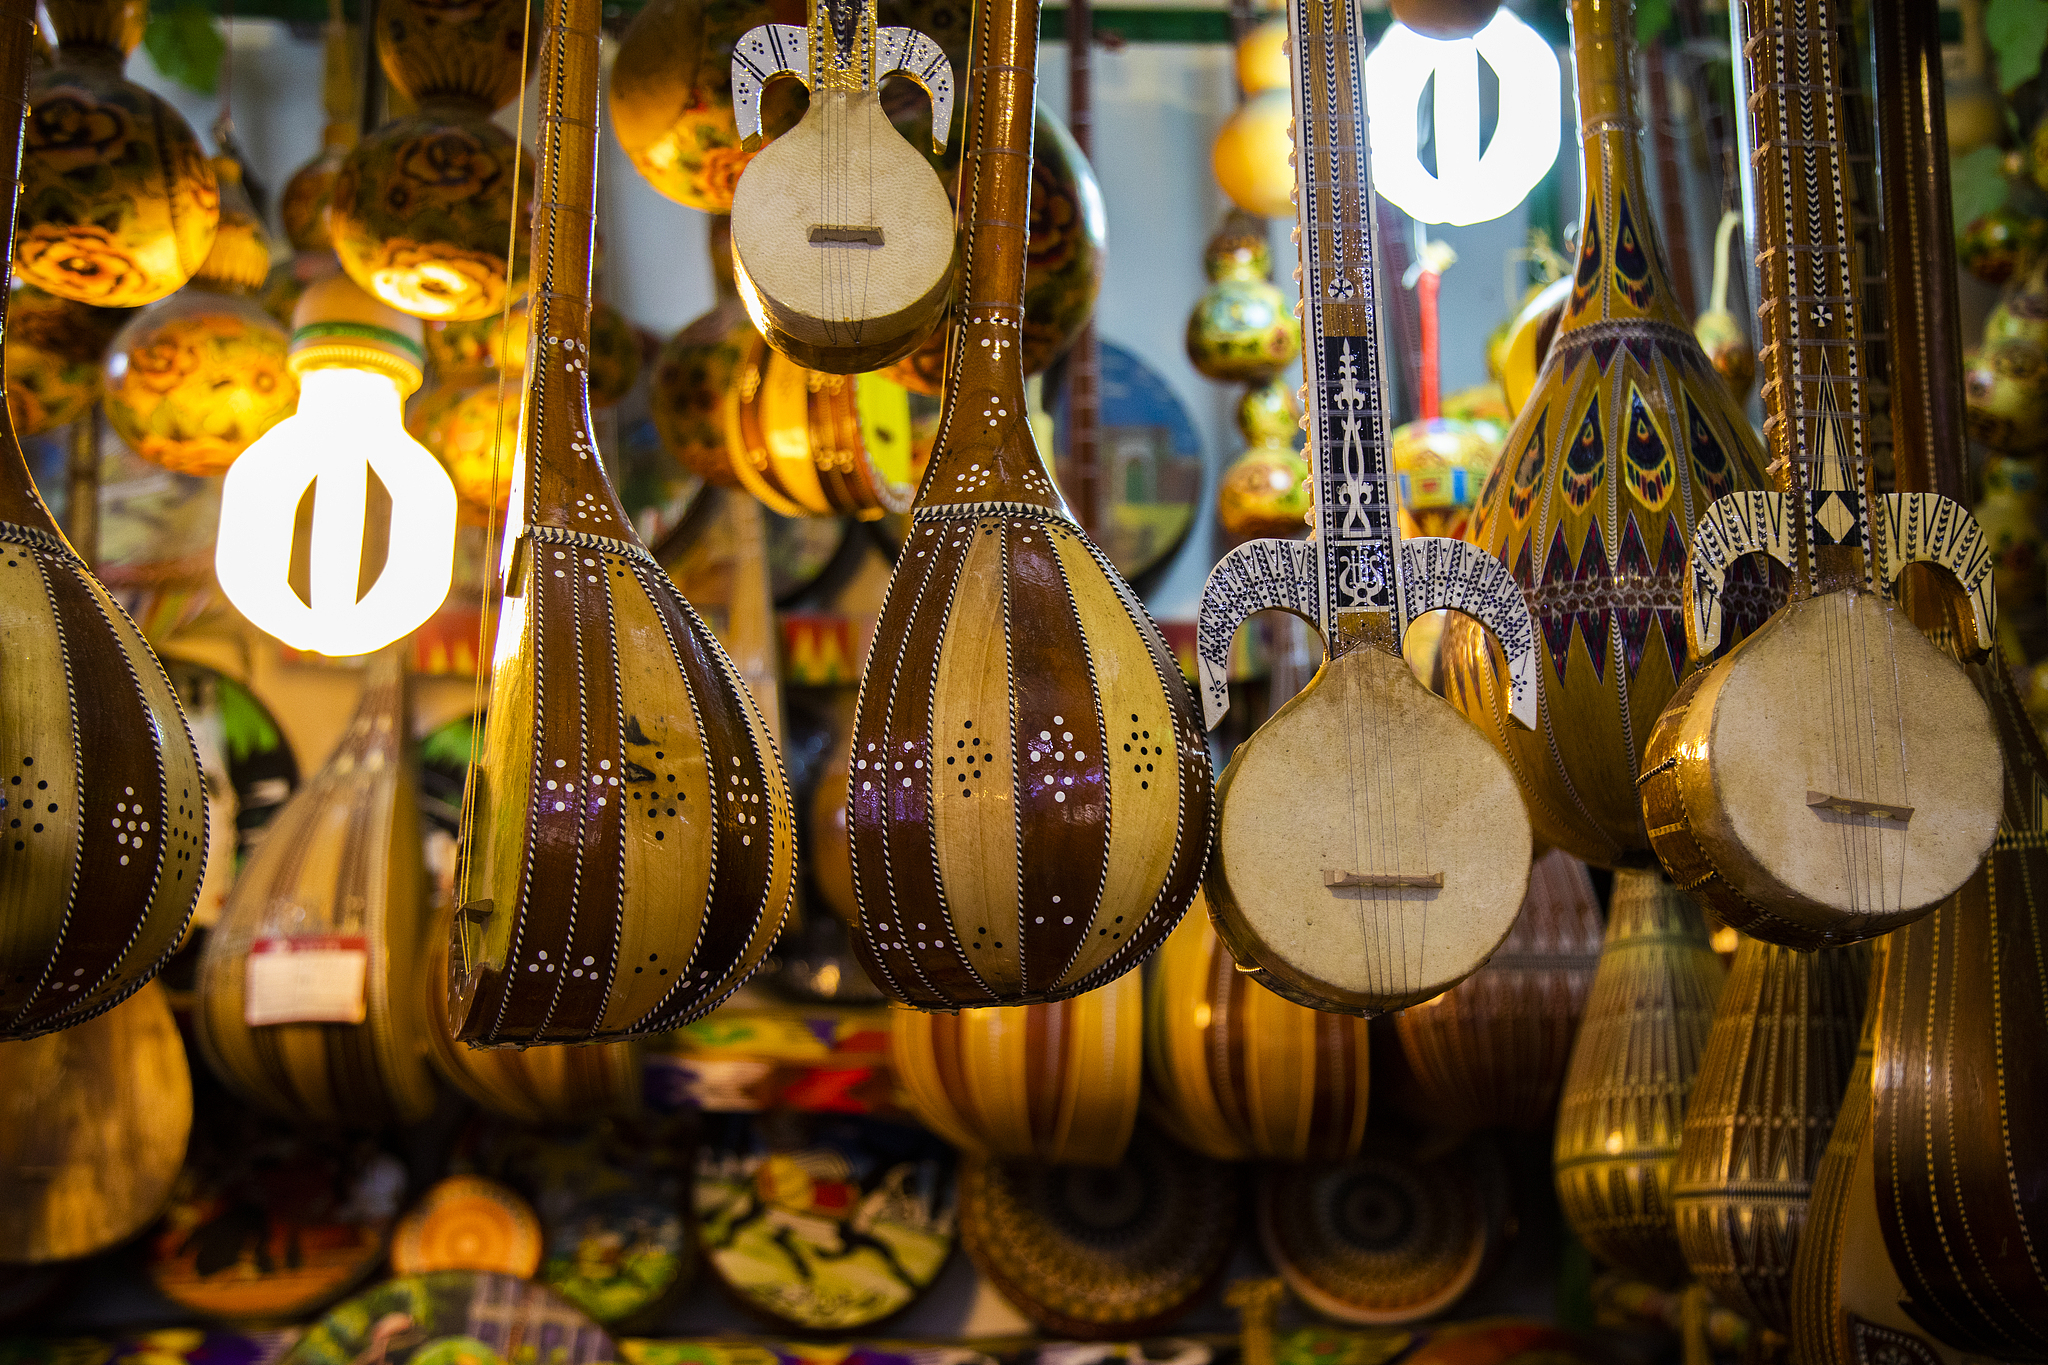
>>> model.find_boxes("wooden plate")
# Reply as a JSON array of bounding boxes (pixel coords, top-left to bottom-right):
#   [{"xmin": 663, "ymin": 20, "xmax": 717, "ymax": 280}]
[
  {"xmin": 695, "ymin": 1112, "xmax": 956, "ymax": 1331},
  {"xmin": 391, "ymin": 1177, "xmax": 542, "ymax": 1278},
  {"xmin": 1258, "ymin": 1134, "xmax": 1506, "ymax": 1325},
  {"xmin": 956, "ymin": 1123, "xmax": 1240, "ymax": 1338},
  {"xmin": 281, "ymin": 1271, "xmax": 615, "ymax": 1365}
]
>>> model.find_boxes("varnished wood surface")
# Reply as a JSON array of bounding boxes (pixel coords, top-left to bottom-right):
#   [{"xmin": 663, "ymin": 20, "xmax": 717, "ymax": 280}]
[
  {"xmin": 891, "ymin": 970, "xmax": 1141, "ymax": 1165},
  {"xmin": 1143, "ymin": 900, "xmax": 1370, "ymax": 1162},
  {"xmin": 454, "ymin": 0, "xmax": 795, "ymax": 1044},
  {"xmin": 196, "ymin": 648, "xmax": 438, "ymax": 1127},
  {"xmin": 1552, "ymin": 870, "xmax": 1725, "ymax": 1287},
  {"xmin": 0, "ymin": 981, "xmax": 190, "ymax": 1263},
  {"xmin": 1394, "ymin": 847, "xmax": 1603, "ymax": 1131},
  {"xmin": 1437, "ymin": 0, "xmax": 1770, "ymax": 871},
  {"xmin": 0, "ymin": 0, "xmax": 209, "ymax": 1040}
]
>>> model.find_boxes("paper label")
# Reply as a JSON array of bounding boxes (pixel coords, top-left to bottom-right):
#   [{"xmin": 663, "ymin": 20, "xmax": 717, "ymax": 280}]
[{"xmin": 245, "ymin": 934, "xmax": 369, "ymax": 1025}]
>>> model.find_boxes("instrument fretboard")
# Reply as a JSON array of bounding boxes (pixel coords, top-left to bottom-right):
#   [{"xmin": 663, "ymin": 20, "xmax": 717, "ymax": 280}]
[{"xmin": 1289, "ymin": 0, "xmax": 1401, "ymax": 643}]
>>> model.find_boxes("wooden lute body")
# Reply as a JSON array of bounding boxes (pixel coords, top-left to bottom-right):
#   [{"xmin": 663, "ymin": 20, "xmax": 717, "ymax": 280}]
[
  {"xmin": 1638, "ymin": 0, "xmax": 2000, "ymax": 949},
  {"xmin": 729, "ymin": 0, "xmax": 955, "ymax": 373},
  {"xmin": 844, "ymin": 0, "xmax": 1210, "ymax": 1009},
  {"xmin": 0, "ymin": 0, "xmax": 209, "ymax": 1041},
  {"xmin": 196, "ymin": 649, "xmax": 437, "ymax": 1128},
  {"xmin": 1192, "ymin": 0, "xmax": 1540, "ymax": 1015},
  {"xmin": 454, "ymin": 0, "xmax": 795, "ymax": 1044}
]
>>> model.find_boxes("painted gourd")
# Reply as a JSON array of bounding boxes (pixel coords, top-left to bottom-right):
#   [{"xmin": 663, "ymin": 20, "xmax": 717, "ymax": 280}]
[
  {"xmin": 1185, "ymin": 210, "xmax": 1301, "ymax": 385},
  {"xmin": 1393, "ymin": 848, "xmax": 1604, "ymax": 1131},
  {"xmin": 102, "ymin": 161, "xmax": 297, "ymax": 476},
  {"xmin": 1552, "ymin": 870, "xmax": 1725, "ymax": 1286},
  {"xmin": 281, "ymin": 10, "xmax": 363, "ymax": 257},
  {"xmin": 330, "ymin": 0, "xmax": 535, "ymax": 321},
  {"xmin": 892, "ymin": 970, "xmax": 1141, "ymax": 1165},
  {"xmin": 1671, "ymin": 934, "xmax": 1867, "ymax": 1331},
  {"xmin": 2, "ymin": 283, "xmax": 121, "ymax": 436},
  {"xmin": 0, "ymin": 0, "xmax": 209, "ymax": 1041},
  {"xmin": 1216, "ymin": 376, "xmax": 1311, "ymax": 542},
  {"xmin": 1437, "ymin": 0, "xmax": 1771, "ymax": 870},
  {"xmin": 652, "ymin": 214, "xmax": 749, "ymax": 488},
  {"xmin": 195, "ymin": 651, "xmax": 438, "ymax": 1128},
  {"xmin": 410, "ymin": 306, "xmax": 529, "ymax": 523},
  {"xmin": 16, "ymin": 0, "xmax": 218, "ymax": 308},
  {"xmin": 1143, "ymin": 898, "xmax": 1370, "ymax": 1162},
  {"xmin": 451, "ymin": 0, "xmax": 796, "ymax": 1045},
  {"xmin": 844, "ymin": 0, "xmax": 1211, "ymax": 1009}
]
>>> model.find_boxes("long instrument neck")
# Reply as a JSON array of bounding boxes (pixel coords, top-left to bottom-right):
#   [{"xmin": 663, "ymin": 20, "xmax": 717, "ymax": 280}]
[
  {"xmin": 1289, "ymin": 0, "xmax": 1398, "ymax": 657},
  {"xmin": 1745, "ymin": 0, "xmax": 1872, "ymax": 594},
  {"xmin": 0, "ymin": 0, "xmax": 61, "ymax": 535},
  {"xmin": 811, "ymin": 0, "xmax": 877, "ymax": 92},
  {"xmin": 517, "ymin": 0, "xmax": 633, "ymax": 542},
  {"xmin": 918, "ymin": 0, "xmax": 1063, "ymax": 514}
]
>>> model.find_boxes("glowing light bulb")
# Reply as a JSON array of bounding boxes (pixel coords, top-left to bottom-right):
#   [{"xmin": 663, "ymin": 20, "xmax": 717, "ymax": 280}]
[{"xmin": 215, "ymin": 277, "xmax": 460, "ymax": 657}]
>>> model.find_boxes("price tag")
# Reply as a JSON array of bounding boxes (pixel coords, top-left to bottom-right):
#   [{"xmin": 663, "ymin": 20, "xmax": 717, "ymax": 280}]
[{"xmin": 245, "ymin": 934, "xmax": 369, "ymax": 1025}]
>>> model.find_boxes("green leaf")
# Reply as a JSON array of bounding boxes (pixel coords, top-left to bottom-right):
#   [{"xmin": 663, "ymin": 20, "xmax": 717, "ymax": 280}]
[
  {"xmin": 1634, "ymin": 0, "xmax": 1673, "ymax": 43},
  {"xmin": 1951, "ymin": 145, "xmax": 2013, "ymax": 233},
  {"xmin": 143, "ymin": 5, "xmax": 223, "ymax": 96},
  {"xmin": 1988, "ymin": 0, "xmax": 2048, "ymax": 94},
  {"xmin": 214, "ymin": 675, "xmax": 281, "ymax": 765}
]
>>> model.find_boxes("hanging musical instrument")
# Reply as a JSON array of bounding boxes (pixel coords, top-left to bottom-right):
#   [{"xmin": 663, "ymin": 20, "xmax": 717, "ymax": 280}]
[
  {"xmin": 1638, "ymin": 0, "xmax": 2002, "ymax": 949},
  {"xmin": 728, "ymin": 0, "xmax": 956, "ymax": 373},
  {"xmin": 0, "ymin": 981, "xmax": 189, "ymax": 1264},
  {"xmin": 1392, "ymin": 848, "xmax": 1603, "ymax": 1132},
  {"xmin": 390, "ymin": 1176, "xmax": 543, "ymax": 1278},
  {"xmin": 283, "ymin": 1271, "xmax": 618, "ymax": 1365},
  {"xmin": 452, "ymin": 0, "xmax": 796, "ymax": 1045},
  {"xmin": 1437, "ymin": 0, "xmax": 1772, "ymax": 873},
  {"xmin": 0, "ymin": 0, "xmax": 210, "ymax": 1042},
  {"xmin": 722, "ymin": 336, "xmax": 917, "ymax": 517},
  {"xmin": 892, "ymin": 969, "xmax": 1140, "ymax": 1165},
  {"xmin": 1552, "ymin": 870, "xmax": 1725, "ymax": 1287},
  {"xmin": 843, "ymin": 0, "xmax": 1210, "ymax": 1010},
  {"xmin": 1671, "ymin": 933, "xmax": 1868, "ymax": 1331},
  {"xmin": 1143, "ymin": 896, "xmax": 1371, "ymax": 1163},
  {"xmin": 196, "ymin": 648, "xmax": 438, "ymax": 1128},
  {"xmin": 956, "ymin": 1122, "xmax": 1240, "ymax": 1339},
  {"xmin": 1191, "ymin": 0, "xmax": 1540, "ymax": 1016}
]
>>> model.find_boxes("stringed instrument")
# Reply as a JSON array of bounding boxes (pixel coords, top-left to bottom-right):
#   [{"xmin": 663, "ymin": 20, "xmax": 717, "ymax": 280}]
[
  {"xmin": 843, "ymin": 0, "xmax": 1210, "ymax": 1009},
  {"xmin": 1437, "ymin": 0, "xmax": 1772, "ymax": 873},
  {"xmin": 729, "ymin": 0, "xmax": 955, "ymax": 373},
  {"xmin": 1192, "ymin": 0, "xmax": 1541, "ymax": 1015},
  {"xmin": 452, "ymin": 0, "xmax": 796, "ymax": 1045},
  {"xmin": 196, "ymin": 648, "xmax": 438, "ymax": 1128},
  {"xmin": 0, "ymin": 0, "xmax": 209, "ymax": 1042},
  {"xmin": 1637, "ymin": 0, "xmax": 2001, "ymax": 950}
]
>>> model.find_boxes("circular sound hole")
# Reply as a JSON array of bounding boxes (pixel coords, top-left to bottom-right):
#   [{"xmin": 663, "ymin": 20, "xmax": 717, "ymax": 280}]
[{"xmin": 1050, "ymin": 1165, "xmax": 1151, "ymax": 1236}]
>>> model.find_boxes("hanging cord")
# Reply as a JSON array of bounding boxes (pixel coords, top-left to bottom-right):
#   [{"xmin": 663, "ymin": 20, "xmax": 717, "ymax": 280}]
[{"xmin": 455, "ymin": 0, "xmax": 536, "ymax": 913}]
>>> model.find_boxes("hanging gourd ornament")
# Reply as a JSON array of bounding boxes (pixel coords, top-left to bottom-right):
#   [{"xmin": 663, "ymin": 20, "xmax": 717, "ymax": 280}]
[
  {"xmin": 2, "ymin": 283, "xmax": 121, "ymax": 437},
  {"xmin": 409, "ymin": 302, "xmax": 529, "ymax": 522},
  {"xmin": 330, "ymin": 0, "xmax": 536, "ymax": 321},
  {"xmin": 653, "ymin": 214, "xmax": 750, "ymax": 488},
  {"xmin": 102, "ymin": 160, "xmax": 297, "ymax": 476},
  {"xmin": 1186, "ymin": 210, "xmax": 1301, "ymax": 385},
  {"xmin": 1212, "ymin": 90, "xmax": 1293, "ymax": 220},
  {"xmin": 16, "ymin": 0, "xmax": 219, "ymax": 308},
  {"xmin": 1216, "ymin": 376, "xmax": 1310, "ymax": 542}
]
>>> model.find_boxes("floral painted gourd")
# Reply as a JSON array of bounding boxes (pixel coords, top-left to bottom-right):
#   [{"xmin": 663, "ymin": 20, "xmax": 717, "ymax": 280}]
[
  {"xmin": 652, "ymin": 215, "xmax": 749, "ymax": 487},
  {"xmin": 16, "ymin": 0, "xmax": 218, "ymax": 308},
  {"xmin": 330, "ymin": 0, "xmax": 535, "ymax": 321},
  {"xmin": 1185, "ymin": 211, "xmax": 1300, "ymax": 385},
  {"xmin": 2, "ymin": 283, "xmax": 121, "ymax": 436}
]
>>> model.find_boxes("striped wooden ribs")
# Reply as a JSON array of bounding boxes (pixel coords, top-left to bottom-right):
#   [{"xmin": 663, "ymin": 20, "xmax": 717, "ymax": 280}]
[
  {"xmin": 195, "ymin": 651, "xmax": 437, "ymax": 1128},
  {"xmin": 1143, "ymin": 902, "xmax": 1370, "ymax": 1162},
  {"xmin": 451, "ymin": 0, "xmax": 794, "ymax": 1044},
  {"xmin": 891, "ymin": 969, "xmax": 1140, "ymax": 1165},
  {"xmin": 0, "ymin": 0, "xmax": 207, "ymax": 1042},
  {"xmin": 843, "ymin": 0, "xmax": 1211, "ymax": 1008}
]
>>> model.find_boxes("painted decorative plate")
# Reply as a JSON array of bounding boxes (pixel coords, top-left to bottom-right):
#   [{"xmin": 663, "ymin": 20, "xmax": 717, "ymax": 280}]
[
  {"xmin": 695, "ymin": 1112, "xmax": 957, "ymax": 1331},
  {"xmin": 391, "ymin": 1177, "xmax": 543, "ymax": 1279},
  {"xmin": 955, "ymin": 1123, "xmax": 1239, "ymax": 1339},
  {"xmin": 1049, "ymin": 341, "xmax": 1205, "ymax": 583},
  {"xmin": 281, "ymin": 1272, "xmax": 615, "ymax": 1365}
]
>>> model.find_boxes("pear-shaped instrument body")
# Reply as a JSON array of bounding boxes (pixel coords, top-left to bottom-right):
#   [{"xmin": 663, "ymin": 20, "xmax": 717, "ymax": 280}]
[
  {"xmin": 1394, "ymin": 848, "xmax": 1603, "ymax": 1131},
  {"xmin": 1144, "ymin": 901, "xmax": 1371, "ymax": 1162},
  {"xmin": 453, "ymin": 0, "xmax": 796, "ymax": 1045},
  {"xmin": 1438, "ymin": 0, "xmax": 1770, "ymax": 870},
  {"xmin": 196, "ymin": 653, "xmax": 437, "ymax": 1128},
  {"xmin": 1552, "ymin": 870, "xmax": 1725, "ymax": 1286},
  {"xmin": 845, "ymin": 0, "xmax": 1211, "ymax": 1008},
  {"xmin": 1671, "ymin": 935, "xmax": 1868, "ymax": 1331}
]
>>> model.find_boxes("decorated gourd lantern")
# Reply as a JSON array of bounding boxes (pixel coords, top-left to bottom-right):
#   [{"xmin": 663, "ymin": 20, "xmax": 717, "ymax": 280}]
[
  {"xmin": 101, "ymin": 161, "xmax": 297, "ymax": 476},
  {"xmin": 1216, "ymin": 376, "xmax": 1311, "ymax": 541},
  {"xmin": 409, "ymin": 302, "xmax": 527, "ymax": 521},
  {"xmin": 1186, "ymin": 210, "xmax": 1301, "ymax": 385},
  {"xmin": 1211, "ymin": 18, "xmax": 1292, "ymax": 220},
  {"xmin": 279, "ymin": 6, "xmax": 358, "ymax": 259},
  {"xmin": 652, "ymin": 213, "xmax": 748, "ymax": 486},
  {"xmin": 610, "ymin": 0, "xmax": 804, "ymax": 213},
  {"xmin": 2, "ymin": 283, "xmax": 121, "ymax": 436},
  {"xmin": 330, "ymin": 0, "xmax": 536, "ymax": 321},
  {"xmin": 1436, "ymin": 0, "xmax": 1771, "ymax": 870},
  {"xmin": 16, "ymin": 0, "xmax": 218, "ymax": 308},
  {"xmin": 1392, "ymin": 417, "xmax": 1500, "ymax": 540}
]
